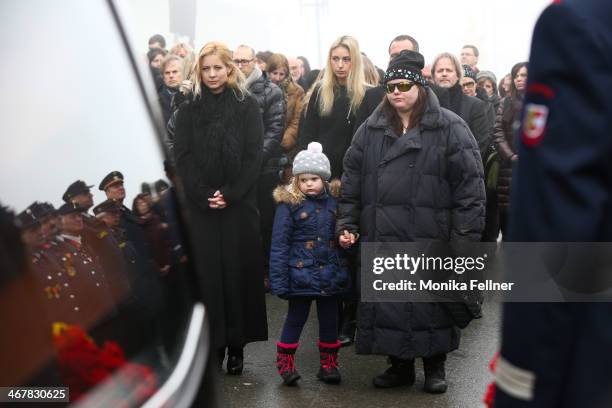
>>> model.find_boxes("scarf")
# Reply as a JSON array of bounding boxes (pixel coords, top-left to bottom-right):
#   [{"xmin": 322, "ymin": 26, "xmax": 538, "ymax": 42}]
[{"xmin": 190, "ymin": 86, "xmax": 244, "ymax": 188}]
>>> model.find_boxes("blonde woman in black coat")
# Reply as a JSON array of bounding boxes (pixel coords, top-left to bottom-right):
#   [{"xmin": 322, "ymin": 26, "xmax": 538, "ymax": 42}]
[{"xmin": 174, "ymin": 41, "xmax": 268, "ymax": 375}]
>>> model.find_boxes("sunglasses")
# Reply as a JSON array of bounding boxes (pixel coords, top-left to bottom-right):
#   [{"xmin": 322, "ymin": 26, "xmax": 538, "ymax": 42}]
[{"xmin": 385, "ymin": 81, "xmax": 416, "ymax": 94}]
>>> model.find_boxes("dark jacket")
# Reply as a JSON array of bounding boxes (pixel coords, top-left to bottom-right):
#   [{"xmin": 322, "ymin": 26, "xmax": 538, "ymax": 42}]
[
  {"xmin": 493, "ymin": 96, "xmax": 523, "ymax": 209},
  {"xmin": 337, "ymin": 89, "xmax": 485, "ymax": 359},
  {"xmin": 247, "ymin": 69, "xmax": 286, "ymax": 170},
  {"xmin": 159, "ymin": 85, "xmax": 178, "ymax": 125},
  {"xmin": 353, "ymin": 85, "xmax": 385, "ymax": 134},
  {"xmin": 433, "ymin": 83, "xmax": 493, "ymax": 162},
  {"xmin": 269, "ymin": 181, "xmax": 350, "ymax": 297},
  {"xmin": 138, "ymin": 212, "xmax": 171, "ymax": 269},
  {"xmin": 173, "ymin": 86, "xmax": 268, "ymax": 348},
  {"xmin": 297, "ymin": 85, "xmax": 357, "ymax": 179}
]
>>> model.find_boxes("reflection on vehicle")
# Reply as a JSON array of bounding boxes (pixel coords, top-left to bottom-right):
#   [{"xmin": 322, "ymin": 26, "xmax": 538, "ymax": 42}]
[
  {"xmin": 1, "ymin": 161, "xmax": 197, "ymax": 405},
  {"xmin": 0, "ymin": 1, "xmax": 213, "ymax": 405}
]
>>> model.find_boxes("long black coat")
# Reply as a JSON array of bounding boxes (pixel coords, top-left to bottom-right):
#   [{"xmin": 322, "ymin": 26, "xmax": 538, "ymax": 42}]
[
  {"xmin": 337, "ymin": 89, "xmax": 485, "ymax": 359},
  {"xmin": 174, "ymin": 87, "xmax": 268, "ymax": 349}
]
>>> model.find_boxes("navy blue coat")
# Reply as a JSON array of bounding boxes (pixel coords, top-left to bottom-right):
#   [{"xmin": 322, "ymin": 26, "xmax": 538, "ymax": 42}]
[
  {"xmin": 269, "ymin": 181, "xmax": 350, "ymax": 297},
  {"xmin": 497, "ymin": 2, "xmax": 612, "ymax": 408}
]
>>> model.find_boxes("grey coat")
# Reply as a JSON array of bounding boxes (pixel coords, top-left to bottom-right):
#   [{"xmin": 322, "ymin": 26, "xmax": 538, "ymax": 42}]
[{"xmin": 337, "ymin": 89, "xmax": 485, "ymax": 359}]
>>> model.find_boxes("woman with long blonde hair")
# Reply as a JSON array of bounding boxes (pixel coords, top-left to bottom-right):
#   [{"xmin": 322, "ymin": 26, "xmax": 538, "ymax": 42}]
[
  {"xmin": 297, "ymin": 35, "xmax": 369, "ymax": 179},
  {"xmin": 173, "ymin": 41, "xmax": 268, "ymax": 375}
]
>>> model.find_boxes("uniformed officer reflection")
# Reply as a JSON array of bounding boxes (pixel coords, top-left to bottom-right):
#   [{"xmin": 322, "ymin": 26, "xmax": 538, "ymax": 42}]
[{"xmin": 34, "ymin": 202, "xmax": 115, "ymax": 327}]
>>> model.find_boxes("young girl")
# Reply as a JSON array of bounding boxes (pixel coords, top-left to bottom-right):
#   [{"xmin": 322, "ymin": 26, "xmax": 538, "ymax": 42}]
[{"xmin": 270, "ymin": 142, "xmax": 351, "ymax": 385}]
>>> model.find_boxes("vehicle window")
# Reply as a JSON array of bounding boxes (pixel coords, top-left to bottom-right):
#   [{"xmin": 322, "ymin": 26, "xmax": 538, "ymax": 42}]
[{"xmin": 0, "ymin": 1, "xmax": 202, "ymax": 406}]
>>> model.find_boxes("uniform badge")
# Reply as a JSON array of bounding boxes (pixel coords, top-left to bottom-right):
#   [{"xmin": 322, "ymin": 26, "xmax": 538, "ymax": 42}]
[
  {"xmin": 522, "ymin": 83, "xmax": 555, "ymax": 148},
  {"xmin": 522, "ymin": 103, "xmax": 549, "ymax": 147}
]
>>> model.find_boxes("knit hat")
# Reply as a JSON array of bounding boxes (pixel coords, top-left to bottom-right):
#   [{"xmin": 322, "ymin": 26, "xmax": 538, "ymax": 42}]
[
  {"xmin": 384, "ymin": 50, "xmax": 427, "ymax": 86},
  {"xmin": 292, "ymin": 142, "xmax": 331, "ymax": 181},
  {"xmin": 476, "ymin": 70, "xmax": 497, "ymax": 84},
  {"xmin": 462, "ymin": 64, "xmax": 477, "ymax": 81}
]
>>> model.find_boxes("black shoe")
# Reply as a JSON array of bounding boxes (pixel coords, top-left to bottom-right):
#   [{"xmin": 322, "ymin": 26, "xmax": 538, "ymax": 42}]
[
  {"xmin": 372, "ymin": 358, "xmax": 415, "ymax": 388},
  {"xmin": 227, "ymin": 355, "xmax": 243, "ymax": 375},
  {"xmin": 423, "ymin": 354, "xmax": 447, "ymax": 394},
  {"xmin": 227, "ymin": 352, "xmax": 244, "ymax": 375},
  {"xmin": 424, "ymin": 377, "xmax": 447, "ymax": 393}
]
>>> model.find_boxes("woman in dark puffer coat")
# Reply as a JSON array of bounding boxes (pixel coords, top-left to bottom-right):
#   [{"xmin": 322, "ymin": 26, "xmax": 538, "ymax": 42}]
[
  {"xmin": 493, "ymin": 62, "xmax": 528, "ymax": 239},
  {"xmin": 337, "ymin": 50, "xmax": 485, "ymax": 394}
]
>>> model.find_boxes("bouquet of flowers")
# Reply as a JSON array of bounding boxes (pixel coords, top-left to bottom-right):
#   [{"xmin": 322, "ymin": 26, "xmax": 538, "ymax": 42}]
[{"xmin": 52, "ymin": 322, "xmax": 157, "ymax": 405}]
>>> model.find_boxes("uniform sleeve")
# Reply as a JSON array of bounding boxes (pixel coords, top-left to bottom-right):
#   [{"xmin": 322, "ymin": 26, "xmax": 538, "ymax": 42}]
[
  {"xmin": 447, "ymin": 121, "xmax": 486, "ymax": 241},
  {"xmin": 220, "ymin": 96, "xmax": 264, "ymax": 203},
  {"xmin": 269, "ymin": 203, "xmax": 293, "ymax": 295},
  {"xmin": 510, "ymin": 3, "xmax": 612, "ymax": 241},
  {"xmin": 336, "ymin": 124, "xmax": 366, "ymax": 237}
]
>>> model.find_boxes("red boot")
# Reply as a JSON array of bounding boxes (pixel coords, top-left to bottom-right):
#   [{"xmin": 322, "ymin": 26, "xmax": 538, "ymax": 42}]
[
  {"xmin": 276, "ymin": 342, "xmax": 301, "ymax": 385},
  {"xmin": 317, "ymin": 340, "xmax": 341, "ymax": 384}
]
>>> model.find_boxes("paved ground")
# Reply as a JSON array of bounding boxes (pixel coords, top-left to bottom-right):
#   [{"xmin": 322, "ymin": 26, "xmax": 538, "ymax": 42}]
[{"xmin": 221, "ymin": 294, "xmax": 500, "ymax": 408}]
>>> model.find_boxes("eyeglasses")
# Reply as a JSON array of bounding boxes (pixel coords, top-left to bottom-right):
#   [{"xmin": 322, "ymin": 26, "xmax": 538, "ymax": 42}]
[
  {"xmin": 462, "ymin": 82, "xmax": 476, "ymax": 89},
  {"xmin": 233, "ymin": 59, "xmax": 253, "ymax": 65},
  {"xmin": 385, "ymin": 81, "xmax": 416, "ymax": 94}
]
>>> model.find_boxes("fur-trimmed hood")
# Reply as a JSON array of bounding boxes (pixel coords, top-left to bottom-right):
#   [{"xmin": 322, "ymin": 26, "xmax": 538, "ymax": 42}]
[{"xmin": 273, "ymin": 179, "xmax": 341, "ymax": 205}]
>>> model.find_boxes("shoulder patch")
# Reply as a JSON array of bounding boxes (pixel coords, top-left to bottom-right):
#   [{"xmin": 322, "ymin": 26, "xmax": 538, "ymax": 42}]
[
  {"xmin": 522, "ymin": 103, "xmax": 549, "ymax": 147},
  {"xmin": 521, "ymin": 83, "xmax": 555, "ymax": 148}
]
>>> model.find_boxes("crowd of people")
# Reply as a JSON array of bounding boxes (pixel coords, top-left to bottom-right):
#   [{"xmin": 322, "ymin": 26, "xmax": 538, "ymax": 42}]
[
  {"xmin": 5, "ymin": 29, "xmax": 531, "ymax": 397},
  {"xmin": 144, "ymin": 32, "xmax": 530, "ymax": 392}
]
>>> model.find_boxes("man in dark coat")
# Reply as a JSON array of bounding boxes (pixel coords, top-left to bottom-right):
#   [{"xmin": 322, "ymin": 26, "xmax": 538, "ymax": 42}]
[
  {"xmin": 99, "ymin": 171, "xmax": 163, "ymax": 320},
  {"xmin": 158, "ymin": 55, "xmax": 184, "ymax": 125},
  {"xmin": 495, "ymin": 1, "xmax": 612, "ymax": 407},
  {"xmin": 337, "ymin": 50, "xmax": 485, "ymax": 394},
  {"xmin": 430, "ymin": 53, "xmax": 493, "ymax": 163},
  {"xmin": 234, "ymin": 44, "xmax": 286, "ymax": 278}
]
